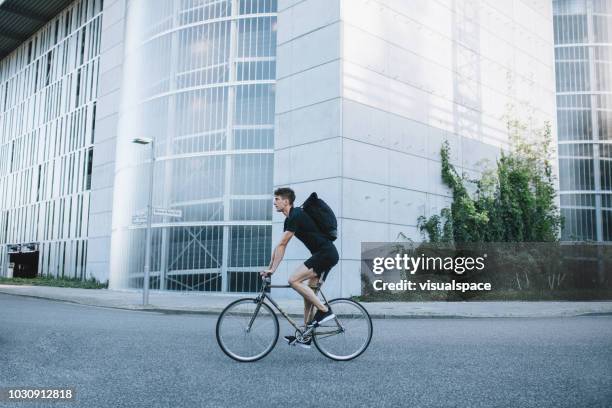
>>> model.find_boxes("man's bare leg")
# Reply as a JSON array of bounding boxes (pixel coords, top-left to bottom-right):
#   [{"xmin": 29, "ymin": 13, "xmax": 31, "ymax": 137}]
[
  {"xmin": 289, "ymin": 264, "xmax": 327, "ymax": 325},
  {"xmin": 303, "ymin": 276, "xmax": 319, "ymax": 325}
]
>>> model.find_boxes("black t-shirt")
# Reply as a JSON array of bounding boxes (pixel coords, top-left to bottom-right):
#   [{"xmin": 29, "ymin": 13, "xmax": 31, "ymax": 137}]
[{"xmin": 283, "ymin": 206, "xmax": 332, "ymax": 254}]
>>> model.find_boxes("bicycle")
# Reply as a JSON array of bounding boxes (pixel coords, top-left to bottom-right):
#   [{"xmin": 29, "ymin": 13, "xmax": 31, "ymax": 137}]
[{"xmin": 216, "ymin": 271, "xmax": 373, "ymax": 362}]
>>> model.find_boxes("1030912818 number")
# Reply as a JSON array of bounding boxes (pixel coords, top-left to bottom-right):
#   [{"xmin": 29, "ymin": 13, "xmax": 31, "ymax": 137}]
[{"xmin": 3, "ymin": 388, "xmax": 75, "ymax": 401}]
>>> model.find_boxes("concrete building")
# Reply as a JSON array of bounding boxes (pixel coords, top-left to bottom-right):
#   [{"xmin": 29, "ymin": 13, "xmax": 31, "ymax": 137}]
[
  {"xmin": 553, "ymin": 0, "xmax": 612, "ymax": 241},
  {"xmin": 0, "ymin": 0, "xmax": 102, "ymax": 281},
  {"xmin": 0, "ymin": 0, "xmax": 558, "ymax": 298}
]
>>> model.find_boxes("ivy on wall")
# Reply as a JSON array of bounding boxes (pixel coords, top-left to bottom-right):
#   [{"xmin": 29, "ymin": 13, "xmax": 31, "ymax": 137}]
[{"xmin": 418, "ymin": 116, "xmax": 563, "ymax": 243}]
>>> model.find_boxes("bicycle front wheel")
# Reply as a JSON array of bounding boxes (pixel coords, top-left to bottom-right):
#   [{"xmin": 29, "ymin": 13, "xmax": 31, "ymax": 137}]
[
  {"xmin": 313, "ymin": 298, "xmax": 373, "ymax": 361},
  {"xmin": 216, "ymin": 298, "xmax": 279, "ymax": 362}
]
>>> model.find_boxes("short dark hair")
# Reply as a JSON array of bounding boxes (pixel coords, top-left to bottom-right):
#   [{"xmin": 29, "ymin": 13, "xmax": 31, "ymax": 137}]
[{"xmin": 274, "ymin": 187, "xmax": 295, "ymax": 205}]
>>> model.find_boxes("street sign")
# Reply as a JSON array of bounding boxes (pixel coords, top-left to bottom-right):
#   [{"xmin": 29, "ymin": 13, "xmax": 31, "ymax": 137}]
[
  {"xmin": 131, "ymin": 208, "xmax": 182, "ymax": 224},
  {"xmin": 133, "ymin": 208, "xmax": 147, "ymax": 217},
  {"xmin": 153, "ymin": 208, "xmax": 182, "ymax": 218},
  {"xmin": 132, "ymin": 215, "xmax": 148, "ymax": 225}
]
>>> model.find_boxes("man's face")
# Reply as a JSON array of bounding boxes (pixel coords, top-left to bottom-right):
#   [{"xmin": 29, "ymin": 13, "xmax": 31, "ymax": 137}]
[{"xmin": 273, "ymin": 195, "xmax": 290, "ymax": 212}]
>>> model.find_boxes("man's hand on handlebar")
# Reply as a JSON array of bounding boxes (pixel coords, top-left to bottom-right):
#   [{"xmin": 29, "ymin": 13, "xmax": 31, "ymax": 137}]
[{"xmin": 260, "ymin": 269, "xmax": 274, "ymax": 277}]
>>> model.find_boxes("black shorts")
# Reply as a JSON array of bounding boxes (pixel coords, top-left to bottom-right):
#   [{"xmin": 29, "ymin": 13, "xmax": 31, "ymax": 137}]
[{"xmin": 304, "ymin": 245, "xmax": 339, "ymax": 277}]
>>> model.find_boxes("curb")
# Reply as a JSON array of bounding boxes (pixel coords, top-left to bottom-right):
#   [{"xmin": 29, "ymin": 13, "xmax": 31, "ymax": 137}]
[{"xmin": 2, "ymin": 290, "xmax": 612, "ymax": 319}]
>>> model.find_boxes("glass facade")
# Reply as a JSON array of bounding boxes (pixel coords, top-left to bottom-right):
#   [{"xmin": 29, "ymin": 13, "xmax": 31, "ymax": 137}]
[
  {"xmin": 109, "ymin": 0, "xmax": 277, "ymax": 292},
  {"xmin": 553, "ymin": 0, "xmax": 612, "ymax": 241},
  {"xmin": 0, "ymin": 0, "xmax": 102, "ymax": 278}
]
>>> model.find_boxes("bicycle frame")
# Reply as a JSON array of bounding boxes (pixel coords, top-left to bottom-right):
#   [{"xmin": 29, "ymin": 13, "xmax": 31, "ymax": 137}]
[{"xmin": 247, "ymin": 277, "xmax": 343, "ymax": 339}]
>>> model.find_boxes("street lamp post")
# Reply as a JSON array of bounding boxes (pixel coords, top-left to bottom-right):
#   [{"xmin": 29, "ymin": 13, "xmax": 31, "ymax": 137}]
[{"xmin": 133, "ymin": 137, "xmax": 154, "ymax": 306}]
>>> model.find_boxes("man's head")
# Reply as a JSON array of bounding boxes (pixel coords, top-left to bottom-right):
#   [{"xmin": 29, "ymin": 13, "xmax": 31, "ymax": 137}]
[{"xmin": 274, "ymin": 187, "xmax": 295, "ymax": 212}]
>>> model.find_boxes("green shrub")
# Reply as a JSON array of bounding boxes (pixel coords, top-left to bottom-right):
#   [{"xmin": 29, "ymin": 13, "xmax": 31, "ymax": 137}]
[
  {"xmin": 417, "ymin": 116, "xmax": 562, "ymax": 244},
  {"xmin": 0, "ymin": 275, "xmax": 108, "ymax": 289}
]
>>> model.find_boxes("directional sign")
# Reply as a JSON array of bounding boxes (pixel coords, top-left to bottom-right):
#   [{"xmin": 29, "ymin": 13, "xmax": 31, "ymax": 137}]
[
  {"xmin": 132, "ymin": 215, "xmax": 148, "ymax": 225},
  {"xmin": 133, "ymin": 208, "xmax": 148, "ymax": 217},
  {"xmin": 153, "ymin": 208, "xmax": 182, "ymax": 218}
]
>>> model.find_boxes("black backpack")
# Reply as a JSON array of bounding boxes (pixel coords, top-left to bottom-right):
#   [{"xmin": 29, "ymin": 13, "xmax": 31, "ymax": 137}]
[{"xmin": 301, "ymin": 192, "xmax": 338, "ymax": 241}]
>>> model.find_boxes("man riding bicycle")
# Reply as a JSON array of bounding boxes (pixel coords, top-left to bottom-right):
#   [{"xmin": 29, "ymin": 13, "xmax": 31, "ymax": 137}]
[{"xmin": 260, "ymin": 187, "xmax": 339, "ymax": 349}]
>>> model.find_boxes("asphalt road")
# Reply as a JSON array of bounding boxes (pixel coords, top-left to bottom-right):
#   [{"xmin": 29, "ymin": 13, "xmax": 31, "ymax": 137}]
[{"xmin": 0, "ymin": 293, "xmax": 611, "ymax": 408}]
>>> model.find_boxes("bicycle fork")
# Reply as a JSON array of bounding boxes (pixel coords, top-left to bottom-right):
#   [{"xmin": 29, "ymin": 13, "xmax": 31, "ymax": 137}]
[{"xmin": 245, "ymin": 298, "xmax": 264, "ymax": 333}]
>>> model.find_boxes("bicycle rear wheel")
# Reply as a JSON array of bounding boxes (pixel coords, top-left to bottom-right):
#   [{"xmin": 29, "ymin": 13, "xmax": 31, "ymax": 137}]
[
  {"xmin": 313, "ymin": 298, "xmax": 373, "ymax": 361},
  {"xmin": 216, "ymin": 298, "xmax": 279, "ymax": 362}
]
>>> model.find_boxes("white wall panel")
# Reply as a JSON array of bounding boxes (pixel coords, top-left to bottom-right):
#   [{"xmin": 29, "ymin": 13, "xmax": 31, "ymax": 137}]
[
  {"xmin": 276, "ymin": 22, "xmax": 340, "ymax": 79},
  {"xmin": 276, "ymin": 98, "xmax": 341, "ymax": 149},
  {"xmin": 277, "ymin": 0, "xmax": 340, "ymax": 45}
]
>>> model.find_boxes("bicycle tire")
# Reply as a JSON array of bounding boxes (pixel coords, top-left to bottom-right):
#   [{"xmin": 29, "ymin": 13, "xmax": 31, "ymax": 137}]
[
  {"xmin": 216, "ymin": 298, "xmax": 279, "ymax": 362},
  {"xmin": 313, "ymin": 298, "xmax": 373, "ymax": 361}
]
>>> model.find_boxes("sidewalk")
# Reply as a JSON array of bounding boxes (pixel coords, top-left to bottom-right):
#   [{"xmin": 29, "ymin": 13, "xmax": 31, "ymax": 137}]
[{"xmin": 1, "ymin": 284, "xmax": 611, "ymax": 318}]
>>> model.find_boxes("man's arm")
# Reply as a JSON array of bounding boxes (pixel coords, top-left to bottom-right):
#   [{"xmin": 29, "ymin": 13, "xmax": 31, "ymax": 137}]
[{"xmin": 262, "ymin": 231, "xmax": 294, "ymax": 275}]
